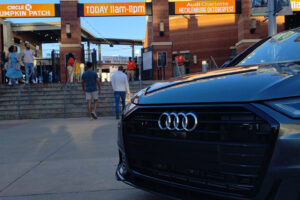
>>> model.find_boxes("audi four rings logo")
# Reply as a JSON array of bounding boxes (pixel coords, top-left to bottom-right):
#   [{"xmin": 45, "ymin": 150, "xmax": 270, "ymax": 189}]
[{"xmin": 158, "ymin": 112, "xmax": 198, "ymax": 132}]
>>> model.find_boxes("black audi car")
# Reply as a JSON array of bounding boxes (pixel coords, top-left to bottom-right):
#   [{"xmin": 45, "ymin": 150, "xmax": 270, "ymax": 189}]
[{"xmin": 116, "ymin": 28, "xmax": 300, "ymax": 200}]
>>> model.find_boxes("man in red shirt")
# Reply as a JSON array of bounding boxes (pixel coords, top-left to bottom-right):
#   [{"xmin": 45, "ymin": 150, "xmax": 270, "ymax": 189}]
[
  {"xmin": 127, "ymin": 57, "xmax": 136, "ymax": 81},
  {"xmin": 175, "ymin": 54, "xmax": 186, "ymax": 76},
  {"xmin": 67, "ymin": 53, "xmax": 75, "ymax": 83}
]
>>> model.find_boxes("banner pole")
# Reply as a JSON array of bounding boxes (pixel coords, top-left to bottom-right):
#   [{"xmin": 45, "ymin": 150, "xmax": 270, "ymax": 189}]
[{"xmin": 268, "ymin": 0, "xmax": 277, "ymax": 36}]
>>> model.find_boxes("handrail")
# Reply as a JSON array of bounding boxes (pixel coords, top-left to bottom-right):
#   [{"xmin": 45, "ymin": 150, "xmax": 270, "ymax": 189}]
[
  {"xmin": 210, "ymin": 56, "xmax": 219, "ymax": 70},
  {"xmin": 17, "ymin": 83, "xmax": 25, "ymax": 120},
  {"xmin": 17, "ymin": 71, "xmax": 35, "ymax": 120},
  {"xmin": 63, "ymin": 68, "xmax": 76, "ymax": 118},
  {"xmin": 17, "ymin": 68, "xmax": 74, "ymax": 120},
  {"xmin": 27, "ymin": 73, "xmax": 39, "ymax": 105}
]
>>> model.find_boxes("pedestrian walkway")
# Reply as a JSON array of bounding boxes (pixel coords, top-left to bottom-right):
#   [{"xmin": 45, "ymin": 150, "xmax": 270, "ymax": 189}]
[{"xmin": 0, "ymin": 118, "xmax": 166, "ymax": 200}]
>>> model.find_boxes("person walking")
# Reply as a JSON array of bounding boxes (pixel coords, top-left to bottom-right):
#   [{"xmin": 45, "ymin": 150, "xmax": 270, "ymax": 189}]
[
  {"xmin": 127, "ymin": 57, "xmax": 136, "ymax": 81},
  {"xmin": 5, "ymin": 45, "xmax": 23, "ymax": 86},
  {"xmin": 81, "ymin": 62, "xmax": 101, "ymax": 120},
  {"xmin": 175, "ymin": 54, "xmax": 186, "ymax": 76},
  {"xmin": 111, "ymin": 66, "xmax": 130, "ymax": 120},
  {"xmin": 67, "ymin": 53, "xmax": 75, "ymax": 83},
  {"xmin": 22, "ymin": 41, "xmax": 37, "ymax": 84}
]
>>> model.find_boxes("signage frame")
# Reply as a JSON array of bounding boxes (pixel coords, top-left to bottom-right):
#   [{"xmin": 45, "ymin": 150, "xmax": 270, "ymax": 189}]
[
  {"xmin": 169, "ymin": 0, "xmax": 241, "ymax": 15},
  {"xmin": 291, "ymin": 0, "xmax": 300, "ymax": 11},
  {"xmin": 251, "ymin": 0, "xmax": 293, "ymax": 16},
  {"xmin": 0, "ymin": 3, "xmax": 60, "ymax": 18},
  {"xmin": 141, "ymin": 46, "xmax": 154, "ymax": 80},
  {"xmin": 79, "ymin": 2, "xmax": 152, "ymax": 17}
]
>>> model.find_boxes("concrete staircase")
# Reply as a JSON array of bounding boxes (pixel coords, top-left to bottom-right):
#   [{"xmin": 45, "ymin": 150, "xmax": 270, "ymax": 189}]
[{"xmin": 0, "ymin": 81, "xmax": 155, "ymax": 120}]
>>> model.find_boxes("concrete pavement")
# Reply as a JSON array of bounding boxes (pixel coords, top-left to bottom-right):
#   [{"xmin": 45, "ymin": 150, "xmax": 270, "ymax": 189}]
[{"xmin": 0, "ymin": 118, "xmax": 167, "ymax": 200}]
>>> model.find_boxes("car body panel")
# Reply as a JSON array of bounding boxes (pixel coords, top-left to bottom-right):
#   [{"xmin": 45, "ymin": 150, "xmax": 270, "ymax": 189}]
[{"xmin": 140, "ymin": 64, "xmax": 300, "ymax": 105}]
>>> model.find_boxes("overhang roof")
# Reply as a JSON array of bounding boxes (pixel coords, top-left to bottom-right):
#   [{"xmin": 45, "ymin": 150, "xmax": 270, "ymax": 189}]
[
  {"xmin": 11, "ymin": 22, "xmax": 97, "ymax": 43},
  {"xmin": 87, "ymin": 38, "xmax": 143, "ymax": 46},
  {"xmin": 11, "ymin": 22, "xmax": 143, "ymax": 45}
]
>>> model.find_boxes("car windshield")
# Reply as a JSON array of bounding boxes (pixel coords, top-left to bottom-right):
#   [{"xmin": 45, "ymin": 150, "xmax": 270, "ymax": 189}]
[{"xmin": 239, "ymin": 29, "xmax": 300, "ymax": 66}]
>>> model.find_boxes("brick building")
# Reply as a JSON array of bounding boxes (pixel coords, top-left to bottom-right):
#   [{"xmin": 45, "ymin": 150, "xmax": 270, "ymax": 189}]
[{"xmin": 145, "ymin": 0, "xmax": 293, "ymax": 79}]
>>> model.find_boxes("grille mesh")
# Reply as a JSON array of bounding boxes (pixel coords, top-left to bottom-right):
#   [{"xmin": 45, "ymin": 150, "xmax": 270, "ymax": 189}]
[{"xmin": 123, "ymin": 105, "xmax": 278, "ymax": 198}]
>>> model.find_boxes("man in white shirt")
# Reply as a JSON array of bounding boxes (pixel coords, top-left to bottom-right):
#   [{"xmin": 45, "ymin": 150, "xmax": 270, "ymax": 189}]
[
  {"xmin": 22, "ymin": 41, "xmax": 37, "ymax": 84},
  {"xmin": 111, "ymin": 66, "xmax": 130, "ymax": 119}
]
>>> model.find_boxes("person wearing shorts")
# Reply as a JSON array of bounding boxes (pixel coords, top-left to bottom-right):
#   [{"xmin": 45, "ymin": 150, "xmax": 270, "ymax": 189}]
[{"xmin": 81, "ymin": 62, "xmax": 101, "ymax": 120}]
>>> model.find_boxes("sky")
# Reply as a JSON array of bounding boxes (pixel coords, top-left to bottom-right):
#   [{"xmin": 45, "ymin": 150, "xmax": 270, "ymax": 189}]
[{"xmin": 1, "ymin": 0, "xmax": 147, "ymax": 59}]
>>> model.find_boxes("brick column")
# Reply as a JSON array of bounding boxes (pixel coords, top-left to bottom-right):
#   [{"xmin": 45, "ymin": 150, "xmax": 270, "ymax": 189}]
[
  {"xmin": 144, "ymin": 16, "xmax": 153, "ymax": 48},
  {"xmin": 60, "ymin": 0, "xmax": 82, "ymax": 83},
  {"xmin": 236, "ymin": 0, "xmax": 260, "ymax": 53},
  {"xmin": 151, "ymin": 0, "xmax": 173, "ymax": 80}
]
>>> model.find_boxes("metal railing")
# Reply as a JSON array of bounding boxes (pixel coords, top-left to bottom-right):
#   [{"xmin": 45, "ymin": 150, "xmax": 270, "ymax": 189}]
[
  {"xmin": 63, "ymin": 69, "xmax": 79, "ymax": 118},
  {"xmin": 17, "ymin": 71, "xmax": 38, "ymax": 120},
  {"xmin": 16, "ymin": 68, "xmax": 80, "ymax": 120},
  {"xmin": 210, "ymin": 56, "xmax": 219, "ymax": 70}
]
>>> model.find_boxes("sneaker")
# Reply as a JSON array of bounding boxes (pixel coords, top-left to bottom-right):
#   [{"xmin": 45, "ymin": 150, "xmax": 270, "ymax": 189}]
[
  {"xmin": 32, "ymin": 79, "xmax": 37, "ymax": 84},
  {"xmin": 8, "ymin": 81, "xmax": 12, "ymax": 86},
  {"xmin": 91, "ymin": 112, "xmax": 98, "ymax": 119},
  {"xmin": 90, "ymin": 117, "xmax": 94, "ymax": 121}
]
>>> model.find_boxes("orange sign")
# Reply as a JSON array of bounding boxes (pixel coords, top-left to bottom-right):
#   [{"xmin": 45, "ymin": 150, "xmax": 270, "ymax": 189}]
[
  {"xmin": 291, "ymin": 0, "xmax": 300, "ymax": 11},
  {"xmin": 84, "ymin": 2, "xmax": 146, "ymax": 16},
  {"xmin": 0, "ymin": 4, "xmax": 55, "ymax": 18},
  {"xmin": 175, "ymin": 0, "xmax": 236, "ymax": 14}
]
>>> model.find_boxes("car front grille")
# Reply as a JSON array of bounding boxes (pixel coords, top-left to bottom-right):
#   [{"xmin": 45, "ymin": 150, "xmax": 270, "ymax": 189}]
[{"xmin": 123, "ymin": 105, "xmax": 278, "ymax": 198}]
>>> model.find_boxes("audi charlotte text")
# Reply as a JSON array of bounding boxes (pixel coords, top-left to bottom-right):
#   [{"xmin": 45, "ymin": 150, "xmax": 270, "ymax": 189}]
[{"xmin": 116, "ymin": 28, "xmax": 300, "ymax": 200}]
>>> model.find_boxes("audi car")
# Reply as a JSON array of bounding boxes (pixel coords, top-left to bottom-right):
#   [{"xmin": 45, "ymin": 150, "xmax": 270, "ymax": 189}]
[{"xmin": 116, "ymin": 28, "xmax": 300, "ymax": 200}]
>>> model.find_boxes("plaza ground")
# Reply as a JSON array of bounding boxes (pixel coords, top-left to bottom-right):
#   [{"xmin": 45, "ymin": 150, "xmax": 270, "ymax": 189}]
[{"xmin": 0, "ymin": 117, "xmax": 167, "ymax": 200}]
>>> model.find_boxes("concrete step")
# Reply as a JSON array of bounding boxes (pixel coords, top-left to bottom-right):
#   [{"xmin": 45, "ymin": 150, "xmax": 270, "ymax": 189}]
[
  {"xmin": 0, "ymin": 86, "xmax": 145, "ymax": 93},
  {"xmin": 0, "ymin": 94, "xmax": 116, "ymax": 101},
  {"xmin": 0, "ymin": 81, "xmax": 154, "ymax": 88},
  {"xmin": 0, "ymin": 81, "xmax": 154, "ymax": 120},
  {"xmin": 0, "ymin": 80, "xmax": 155, "ymax": 87},
  {"xmin": 0, "ymin": 81, "xmax": 155, "ymax": 91},
  {"xmin": 0, "ymin": 110, "xmax": 115, "ymax": 120},
  {"xmin": 0, "ymin": 101, "xmax": 119, "ymax": 111},
  {"xmin": 0, "ymin": 90, "xmax": 139, "ymax": 100},
  {"xmin": 0, "ymin": 106, "xmax": 115, "ymax": 116},
  {"xmin": 0, "ymin": 88, "xmax": 144, "ymax": 97},
  {"xmin": 1, "ymin": 91, "xmax": 114, "ymax": 97},
  {"xmin": 0, "ymin": 97, "xmax": 116, "ymax": 105},
  {"xmin": 0, "ymin": 86, "xmax": 147, "ymax": 93}
]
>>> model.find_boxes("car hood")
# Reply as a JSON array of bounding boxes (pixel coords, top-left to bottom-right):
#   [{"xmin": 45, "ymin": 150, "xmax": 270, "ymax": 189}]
[{"xmin": 139, "ymin": 63, "xmax": 300, "ymax": 105}]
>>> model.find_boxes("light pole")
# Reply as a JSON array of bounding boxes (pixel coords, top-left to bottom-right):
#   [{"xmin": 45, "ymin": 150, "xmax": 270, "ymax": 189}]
[{"xmin": 268, "ymin": 0, "xmax": 277, "ymax": 36}]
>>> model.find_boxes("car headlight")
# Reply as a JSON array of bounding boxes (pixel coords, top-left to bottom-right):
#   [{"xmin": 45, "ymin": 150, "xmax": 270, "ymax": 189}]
[
  {"xmin": 266, "ymin": 97, "xmax": 300, "ymax": 118},
  {"xmin": 131, "ymin": 88, "xmax": 148, "ymax": 105},
  {"xmin": 123, "ymin": 88, "xmax": 148, "ymax": 116}
]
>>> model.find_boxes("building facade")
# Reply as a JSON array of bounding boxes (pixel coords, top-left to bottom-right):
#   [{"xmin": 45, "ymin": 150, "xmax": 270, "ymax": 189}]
[{"xmin": 145, "ymin": 0, "xmax": 291, "ymax": 80}]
